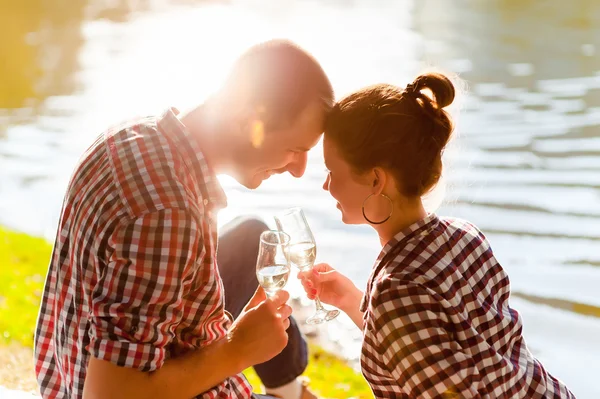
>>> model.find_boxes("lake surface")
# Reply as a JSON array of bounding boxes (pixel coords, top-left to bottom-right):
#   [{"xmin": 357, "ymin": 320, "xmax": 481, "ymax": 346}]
[{"xmin": 1, "ymin": 0, "xmax": 599, "ymax": 396}]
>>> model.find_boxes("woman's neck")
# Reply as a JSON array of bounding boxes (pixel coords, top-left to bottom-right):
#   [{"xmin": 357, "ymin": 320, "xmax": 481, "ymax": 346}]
[{"xmin": 374, "ymin": 198, "xmax": 428, "ymax": 246}]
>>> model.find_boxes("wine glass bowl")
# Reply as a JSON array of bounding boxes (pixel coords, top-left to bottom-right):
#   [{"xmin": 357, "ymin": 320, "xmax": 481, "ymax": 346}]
[
  {"xmin": 275, "ymin": 208, "xmax": 340, "ymax": 324},
  {"xmin": 256, "ymin": 230, "xmax": 291, "ymax": 298},
  {"xmin": 288, "ymin": 241, "xmax": 317, "ymax": 272}
]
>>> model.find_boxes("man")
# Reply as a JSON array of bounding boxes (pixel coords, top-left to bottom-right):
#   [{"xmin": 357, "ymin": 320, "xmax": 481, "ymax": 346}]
[{"xmin": 34, "ymin": 39, "xmax": 334, "ymax": 399}]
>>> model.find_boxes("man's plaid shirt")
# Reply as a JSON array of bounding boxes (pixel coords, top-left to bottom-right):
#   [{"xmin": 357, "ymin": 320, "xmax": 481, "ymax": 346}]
[{"xmin": 34, "ymin": 108, "xmax": 253, "ymax": 398}]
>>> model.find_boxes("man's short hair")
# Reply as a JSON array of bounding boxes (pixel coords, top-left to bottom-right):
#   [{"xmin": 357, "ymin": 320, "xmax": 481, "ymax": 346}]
[{"xmin": 219, "ymin": 39, "xmax": 334, "ymax": 130}]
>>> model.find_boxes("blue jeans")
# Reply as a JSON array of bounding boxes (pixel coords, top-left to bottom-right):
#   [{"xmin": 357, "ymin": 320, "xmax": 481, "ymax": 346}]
[{"xmin": 217, "ymin": 216, "xmax": 308, "ymax": 390}]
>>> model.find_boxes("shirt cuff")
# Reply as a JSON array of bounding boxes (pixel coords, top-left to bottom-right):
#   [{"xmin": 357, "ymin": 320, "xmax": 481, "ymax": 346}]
[{"xmin": 87, "ymin": 337, "xmax": 165, "ymax": 372}]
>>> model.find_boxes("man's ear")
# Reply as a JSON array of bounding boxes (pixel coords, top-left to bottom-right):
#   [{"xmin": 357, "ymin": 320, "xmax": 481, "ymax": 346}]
[
  {"xmin": 230, "ymin": 104, "xmax": 264, "ymax": 144},
  {"xmin": 233, "ymin": 104, "xmax": 253, "ymax": 132}
]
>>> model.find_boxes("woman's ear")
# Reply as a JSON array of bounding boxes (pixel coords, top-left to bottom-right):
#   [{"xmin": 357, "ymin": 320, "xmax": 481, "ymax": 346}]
[{"xmin": 372, "ymin": 167, "xmax": 387, "ymax": 194}]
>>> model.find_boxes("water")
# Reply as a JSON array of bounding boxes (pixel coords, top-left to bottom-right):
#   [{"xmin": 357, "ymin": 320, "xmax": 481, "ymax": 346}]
[
  {"xmin": 1, "ymin": 0, "xmax": 599, "ymax": 396},
  {"xmin": 257, "ymin": 265, "xmax": 291, "ymax": 297}
]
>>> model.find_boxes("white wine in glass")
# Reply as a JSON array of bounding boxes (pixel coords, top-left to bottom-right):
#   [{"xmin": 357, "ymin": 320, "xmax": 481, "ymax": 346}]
[
  {"xmin": 257, "ymin": 264, "xmax": 290, "ymax": 297},
  {"xmin": 256, "ymin": 230, "xmax": 291, "ymax": 298},
  {"xmin": 288, "ymin": 242, "xmax": 316, "ymax": 271},
  {"xmin": 275, "ymin": 207, "xmax": 339, "ymax": 324}
]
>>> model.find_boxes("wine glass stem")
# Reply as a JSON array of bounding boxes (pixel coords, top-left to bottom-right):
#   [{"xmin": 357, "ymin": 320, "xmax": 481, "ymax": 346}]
[{"xmin": 313, "ymin": 296, "xmax": 326, "ymax": 311}]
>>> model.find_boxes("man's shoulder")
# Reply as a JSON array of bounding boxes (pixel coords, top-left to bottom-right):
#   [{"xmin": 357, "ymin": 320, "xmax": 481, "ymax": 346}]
[
  {"xmin": 105, "ymin": 115, "xmax": 194, "ymax": 217},
  {"xmin": 105, "ymin": 115, "xmax": 161, "ymax": 151}
]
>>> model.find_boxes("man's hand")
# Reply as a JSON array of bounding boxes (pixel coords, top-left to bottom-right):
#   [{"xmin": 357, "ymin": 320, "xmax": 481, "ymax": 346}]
[{"xmin": 227, "ymin": 287, "xmax": 292, "ymax": 367}]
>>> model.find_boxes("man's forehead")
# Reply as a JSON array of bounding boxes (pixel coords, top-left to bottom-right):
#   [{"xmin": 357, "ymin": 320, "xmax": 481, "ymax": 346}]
[{"xmin": 296, "ymin": 99, "xmax": 327, "ymax": 128}]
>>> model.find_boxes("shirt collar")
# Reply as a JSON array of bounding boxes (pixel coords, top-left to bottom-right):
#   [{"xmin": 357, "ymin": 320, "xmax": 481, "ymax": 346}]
[
  {"xmin": 378, "ymin": 213, "xmax": 440, "ymax": 261},
  {"xmin": 157, "ymin": 107, "xmax": 227, "ymax": 210},
  {"xmin": 359, "ymin": 213, "xmax": 440, "ymax": 313}
]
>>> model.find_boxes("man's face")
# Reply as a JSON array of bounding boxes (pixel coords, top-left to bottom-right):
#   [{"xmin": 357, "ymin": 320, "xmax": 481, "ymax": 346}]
[{"xmin": 232, "ymin": 100, "xmax": 326, "ymax": 189}]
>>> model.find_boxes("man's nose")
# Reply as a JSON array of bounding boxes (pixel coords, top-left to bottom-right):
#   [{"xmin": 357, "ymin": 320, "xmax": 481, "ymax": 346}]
[{"xmin": 286, "ymin": 152, "xmax": 308, "ymax": 178}]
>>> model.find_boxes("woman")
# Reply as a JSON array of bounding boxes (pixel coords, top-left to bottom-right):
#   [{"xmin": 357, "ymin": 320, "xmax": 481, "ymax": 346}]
[{"xmin": 299, "ymin": 73, "xmax": 575, "ymax": 398}]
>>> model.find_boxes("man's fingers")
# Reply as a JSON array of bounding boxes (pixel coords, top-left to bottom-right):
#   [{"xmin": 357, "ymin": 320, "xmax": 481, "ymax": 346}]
[
  {"xmin": 244, "ymin": 286, "xmax": 267, "ymax": 311},
  {"xmin": 277, "ymin": 304, "xmax": 293, "ymax": 319},
  {"xmin": 269, "ymin": 289, "xmax": 290, "ymax": 308},
  {"xmin": 277, "ymin": 304, "xmax": 292, "ymax": 331}
]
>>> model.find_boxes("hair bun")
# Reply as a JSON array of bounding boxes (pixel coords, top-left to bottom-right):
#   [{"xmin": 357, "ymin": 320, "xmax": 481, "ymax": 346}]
[{"xmin": 410, "ymin": 72, "xmax": 455, "ymax": 109}]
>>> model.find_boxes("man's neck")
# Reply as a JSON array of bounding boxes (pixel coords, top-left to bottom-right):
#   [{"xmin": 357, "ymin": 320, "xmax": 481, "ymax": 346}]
[{"xmin": 180, "ymin": 105, "xmax": 231, "ymax": 173}]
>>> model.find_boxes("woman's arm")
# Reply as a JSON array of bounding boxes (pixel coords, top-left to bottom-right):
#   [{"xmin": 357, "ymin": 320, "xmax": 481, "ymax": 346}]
[{"xmin": 366, "ymin": 281, "xmax": 483, "ymax": 398}]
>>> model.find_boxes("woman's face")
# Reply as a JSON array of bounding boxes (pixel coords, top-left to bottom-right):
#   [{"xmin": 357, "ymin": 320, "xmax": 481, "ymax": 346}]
[{"xmin": 322, "ymin": 136, "xmax": 374, "ymax": 225}]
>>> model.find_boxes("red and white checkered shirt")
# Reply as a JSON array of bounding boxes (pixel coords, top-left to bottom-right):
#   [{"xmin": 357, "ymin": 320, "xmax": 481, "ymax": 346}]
[
  {"xmin": 34, "ymin": 108, "xmax": 253, "ymax": 398},
  {"xmin": 359, "ymin": 214, "xmax": 575, "ymax": 398}
]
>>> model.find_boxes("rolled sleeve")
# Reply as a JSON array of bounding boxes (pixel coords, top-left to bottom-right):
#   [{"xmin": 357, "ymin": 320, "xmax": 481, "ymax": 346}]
[
  {"xmin": 87, "ymin": 208, "xmax": 202, "ymax": 371},
  {"xmin": 370, "ymin": 281, "xmax": 482, "ymax": 398}
]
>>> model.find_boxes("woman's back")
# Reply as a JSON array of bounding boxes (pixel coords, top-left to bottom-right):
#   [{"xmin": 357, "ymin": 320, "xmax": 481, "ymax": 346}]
[
  {"xmin": 360, "ymin": 214, "xmax": 574, "ymax": 398},
  {"xmin": 314, "ymin": 71, "xmax": 576, "ymax": 398}
]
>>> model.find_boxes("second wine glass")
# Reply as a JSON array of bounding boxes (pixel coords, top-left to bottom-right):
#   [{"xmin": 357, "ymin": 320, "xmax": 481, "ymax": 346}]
[
  {"xmin": 275, "ymin": 207, "xmax": 339, "ymax": 324},
  {"xmin": 256, "ymin": 230, "xmax": 291, "ymax": 298}
]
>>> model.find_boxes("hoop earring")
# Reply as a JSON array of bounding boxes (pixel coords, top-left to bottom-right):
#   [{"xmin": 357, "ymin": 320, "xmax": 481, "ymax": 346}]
[{"xmin": 362, "ymin": 193, "xmax": 393, "ymax": 225}]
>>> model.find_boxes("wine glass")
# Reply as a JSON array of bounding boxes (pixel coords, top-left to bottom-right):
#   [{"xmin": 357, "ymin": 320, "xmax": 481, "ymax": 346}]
[
  {"xmin": 275, "ymin": 207, "xmax": 340, "ymax": 324},
  {"xmin": 256, "ymin": 230, "xmax": 291, "ymax": 298}
]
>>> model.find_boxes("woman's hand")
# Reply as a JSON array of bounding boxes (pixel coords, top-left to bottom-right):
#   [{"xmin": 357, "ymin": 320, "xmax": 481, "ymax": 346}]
[{"xmin": 298, "ymin": 263, "xmax": 360, "ymax": 313}]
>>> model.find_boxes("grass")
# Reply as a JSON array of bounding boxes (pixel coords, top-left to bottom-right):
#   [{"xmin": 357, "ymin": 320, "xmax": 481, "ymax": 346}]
[
  {"xmin": 0, "ymin": 226, "xmax": 372, "ymax": 398},
  {"xmin": 0, "ymin": 227, "xmax": 51, "ymax": 347},
  {"xmin": 244, "ymin": 346, "xmax": 372, "ymax": 398}
]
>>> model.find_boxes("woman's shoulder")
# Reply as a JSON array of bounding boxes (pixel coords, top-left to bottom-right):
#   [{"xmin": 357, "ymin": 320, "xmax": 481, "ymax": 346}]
[
  {"xmin": 437, "ymin": 215, "xmax": 484, "ymax": 234},
  {"xmin": 435, "ymin": 215, "xmax": 493, "ymax": 247},
  {"xmin": 373, "ymin": 216, "xmax": 496, "ymax": 292}
]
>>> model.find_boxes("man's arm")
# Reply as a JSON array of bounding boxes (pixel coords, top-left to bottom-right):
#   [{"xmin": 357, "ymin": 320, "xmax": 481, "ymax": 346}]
[
  {"xmin": 83, "ymin": 209, "xmax": 292, "ymax": 399},
  {"xmin": 84, "ymin": 335, "xmax": 241, "ymax": 399},
  {"xmin": 84, "ymin": 288, "xmax": 292, "ymax": 399}
]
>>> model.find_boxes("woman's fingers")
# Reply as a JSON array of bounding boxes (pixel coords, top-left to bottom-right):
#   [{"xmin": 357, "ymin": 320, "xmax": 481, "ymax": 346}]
[
  {"xmin": 300, "ymin": 278, "xmax": 311, "ymax": 292},
  {"xmin": 313, "ymin": 262, "xmax": 331, "ymax": 272}
]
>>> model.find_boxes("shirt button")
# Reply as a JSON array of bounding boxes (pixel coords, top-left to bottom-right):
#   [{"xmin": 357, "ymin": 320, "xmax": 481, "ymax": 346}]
[{"xmin": 203, "ymin": 199, "xmax": 209, "ymax": 206}]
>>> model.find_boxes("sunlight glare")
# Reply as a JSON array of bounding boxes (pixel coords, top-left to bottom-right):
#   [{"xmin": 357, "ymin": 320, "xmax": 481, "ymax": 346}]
[{"xmin": 250, "ymin": 119, "xmax": 265, "ymax": 148}]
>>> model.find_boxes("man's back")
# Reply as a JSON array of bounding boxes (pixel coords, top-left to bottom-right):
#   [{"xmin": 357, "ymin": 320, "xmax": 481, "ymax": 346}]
[{"xmin": 34, "ymin": 110, "xmax": 251, "ymax": 398}]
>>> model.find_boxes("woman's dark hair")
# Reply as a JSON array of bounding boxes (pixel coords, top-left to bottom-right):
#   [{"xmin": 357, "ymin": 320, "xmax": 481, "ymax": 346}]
[{"xmin": 324, "ymin": 72, "xmax": 456, "ymax": 197}]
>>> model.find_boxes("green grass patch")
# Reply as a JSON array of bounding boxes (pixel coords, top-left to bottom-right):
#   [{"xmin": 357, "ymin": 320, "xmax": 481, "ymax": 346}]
[
  {"xmin": 244, "ymin": 345, "xmax": 372, "ymax": 398},
  {"xmin": 0, "ymin": 227, "xmax": 51, "ymax": 347},
  {"xmin": 1, "ymin": 226, "xmax": 372, "ymax": 397}
]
